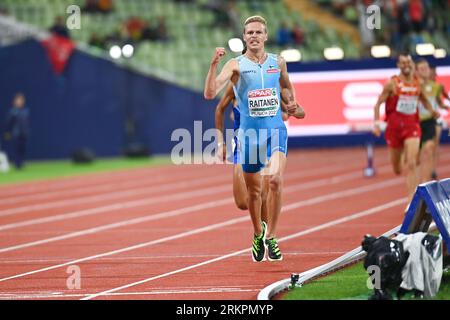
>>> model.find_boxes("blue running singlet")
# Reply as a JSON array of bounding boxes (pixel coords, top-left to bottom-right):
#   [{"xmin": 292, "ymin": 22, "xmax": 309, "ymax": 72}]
[{"xmin": 232, "ymin": 53, "xmax": 288, "ymax": 173}]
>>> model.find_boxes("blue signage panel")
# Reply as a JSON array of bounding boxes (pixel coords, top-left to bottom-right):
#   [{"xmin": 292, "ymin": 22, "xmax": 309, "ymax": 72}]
[{"xmin": 400, "ymin": 180, "xmax": 450, "ymax": 252}]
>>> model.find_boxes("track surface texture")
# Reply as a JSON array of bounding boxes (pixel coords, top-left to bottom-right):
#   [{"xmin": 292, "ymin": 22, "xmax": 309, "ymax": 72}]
[{"xmin": 1, "ymin": 146, "xmax": 449, "ymax": 300}]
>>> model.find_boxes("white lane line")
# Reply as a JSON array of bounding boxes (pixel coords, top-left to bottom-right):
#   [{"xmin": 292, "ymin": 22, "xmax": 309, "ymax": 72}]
[
  {"xmin": 0, "ymin": 168, "xmax": 404, "ymax": 254},
  {"xmin": 0, "ymin": 157, "xmax": 363, "ymax": 218},
  {"xmin": 0, "ymin": 156, "xmax": 380, "ymax": 234},
  {"xmin": 0, "ymin": 206, "xmax": 243, "ymax": 283},
  {"xmin": 0, "ymin": 288, "xmax": 260, "ymax": 300},
  {"xmin": 0, "ymin": 158, "xmax": 234, "ymax": 197},
  {"xmin": 0, "ymin": 185, "xmax": 230, "ymax": 231},
  {"xmin": 0, "ymin": 168, "xmax": 219, "ymax": 205},
  {"xmin": 0, "ymin": 151, "xmax": 354, "ymax": 203},
  {"xmin": 0, "ymin": 160, "xmax": 379, "ymax": 232},
  {"xmin": 0, "ymin": 177, "xmax": 403, "ymax": 283},
  {"xmin": 0, "ymin": 198, "xmax": 232, "ymax": 254},
  {"xmin": 0, "ymin": 175, "xmax": 229, "ymax": 218},
  {"xmin": 0, "ymin": 251, "xmax": 347, "ymax": 264},
  {"xmin": 82, "ymin": 198, "xmax": 406, "ymax": 300},
  {"xmin": 0, "ymin": 150, "xmax": 359, "ymax": 199},
  {"xmin": 0, "ymin": 163, "xmax": 188, "ymax": 198}
]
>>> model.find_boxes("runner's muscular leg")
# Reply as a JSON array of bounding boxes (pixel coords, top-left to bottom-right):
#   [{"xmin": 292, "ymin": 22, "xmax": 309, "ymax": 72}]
[
  {"xmin": 243, "ymin": 171, "xmax": 263, "ymax": 236},
  {"xmin": 261, "ymin": 175, "xmax": 269, "ymax": 223},
  {"xmin": 234, "ymin": 164, "xmax": 270, "ymax": 222},
  {"xmin": 233, "ymin": 164, "xmax": 248, "ymax": 210},
  {"xmin": 389, "ymin": 147, "xmax": 403, "ymax": 175},
  {"xmin": 264, "ymin": 151, "xmax": 287, "ymax": 239},
  {"xmin": 419, "ymin": 139, "xmax": 435, "ymax": 183},
  {"xmin": 403, "ymin": 137, "xmax": 420, "ymax": 202}
]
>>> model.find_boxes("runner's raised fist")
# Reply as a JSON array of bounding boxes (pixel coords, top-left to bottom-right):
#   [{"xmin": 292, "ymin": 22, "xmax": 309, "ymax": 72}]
[{"xmin": 211, "ymin": 47, "xmax": 226, "ymax": 65}]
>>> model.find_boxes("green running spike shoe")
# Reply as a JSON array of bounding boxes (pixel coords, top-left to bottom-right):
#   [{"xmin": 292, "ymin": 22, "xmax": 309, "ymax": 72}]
[
  {"xmin": 252, "ymin": 221, "xmax": 267, "ymax": 262},
  {"xmin": 265, "ymin": 237, "xmax": 283, "ymax": 261}
]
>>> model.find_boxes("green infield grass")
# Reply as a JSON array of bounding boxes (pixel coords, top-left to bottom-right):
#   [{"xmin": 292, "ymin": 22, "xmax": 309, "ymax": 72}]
[
  {"xmin": 284, "ymin": 261, "xmax": 450, "ymax": 300},
  {"xmin": 0, "ymin": 156, "xmax": 172, "ymax": 185}
]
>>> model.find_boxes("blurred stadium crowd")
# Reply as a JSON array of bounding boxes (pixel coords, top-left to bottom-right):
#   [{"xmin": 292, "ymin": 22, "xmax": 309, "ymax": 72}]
[
  {"xmin": 0, "ymin": 0, "xmax": 449, "ymax": 90},
  {"xmin": 318, "ymin": 0, "xmax": 450, "ymax": 56}
]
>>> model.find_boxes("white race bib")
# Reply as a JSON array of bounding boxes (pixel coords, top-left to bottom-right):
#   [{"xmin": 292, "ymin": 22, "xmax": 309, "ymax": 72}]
[
  {"xmin": 396, "ymin": 95, "xmax": 418, "ymax": 115},
  {"xmin": 248, "ymin": 88, "xmax": 280, "ymax": 117}
]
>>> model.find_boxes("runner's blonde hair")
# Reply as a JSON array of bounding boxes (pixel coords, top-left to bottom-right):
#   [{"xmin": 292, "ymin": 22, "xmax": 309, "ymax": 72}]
[{"xmin": 244, "ymin": 16, "xmax": 267, "ymax": 33}]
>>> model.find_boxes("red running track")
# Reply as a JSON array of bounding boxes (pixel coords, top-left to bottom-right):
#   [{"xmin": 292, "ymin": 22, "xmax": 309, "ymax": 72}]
[{"xmin": 0, "ymin": 146, "xmax": 449, "ymax": 300}]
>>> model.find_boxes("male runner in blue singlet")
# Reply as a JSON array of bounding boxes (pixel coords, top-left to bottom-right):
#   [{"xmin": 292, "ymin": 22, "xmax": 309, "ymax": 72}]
[
  {"xmin": 215, "ymin": 84, "xmax": 303, "ymax": 213},
  {"xmin": 204, "ymin": 16, "xmax": 303, "ymax": 262}
]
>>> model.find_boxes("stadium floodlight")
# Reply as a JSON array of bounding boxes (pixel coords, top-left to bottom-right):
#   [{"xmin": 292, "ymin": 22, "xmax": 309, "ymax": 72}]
[
  {"xmin": 228, "ymin": 38, "xmax": 244, "ymax": 53},
  {"xmin": 280, "ymin": 49, "xmax": 302, "ymax": 62},
  {"xmin": 109, "ymin": 45, "xmax": 122, "ymax": 59},
  {"xmin": 434, "ymin": 48, "xmax": 447, "ymax": 59},
  {"xmin": 416, "ymin": 43, "xmax": 435, "ymax": 56},
  {"xmin": 122, "ymin": 44, "xmax": 134, "ymax": 58},
  {"xmin": 323, "ymin": 47, "xmax": 344, "ymax": 60},
  {"xmin": 370, "ymin": 45, "xmax": 391, "ymax": 58}
]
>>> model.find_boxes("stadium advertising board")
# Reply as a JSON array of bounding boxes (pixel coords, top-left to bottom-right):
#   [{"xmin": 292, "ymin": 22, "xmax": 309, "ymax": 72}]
[{"xmin": 288, "ymin": 66, "xmax": 450, "ymax": 136}]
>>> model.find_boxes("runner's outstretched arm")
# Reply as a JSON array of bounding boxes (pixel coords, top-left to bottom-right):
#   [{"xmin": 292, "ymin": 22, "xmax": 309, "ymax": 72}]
[
  {"xmin": 215, "ymin": 84, "xmax": 235, "ymax": 161},
  {"xmin": 278, "ymin": 55, "xmax": 304, "ymax": 117},
  {"xmin": 419, "ymin": 90, "xmax": 441, "ymax": 119},
  {"xmin": 204, "ymin": 48, "xmax": 237, "ymax": 99},
  {"xmin": 281, "ymin": 88, "xmax": 305, "ymax": 119},
  {"xmin": 373, "ymin": 80, "xmax": 393, "ymax": 137}
]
